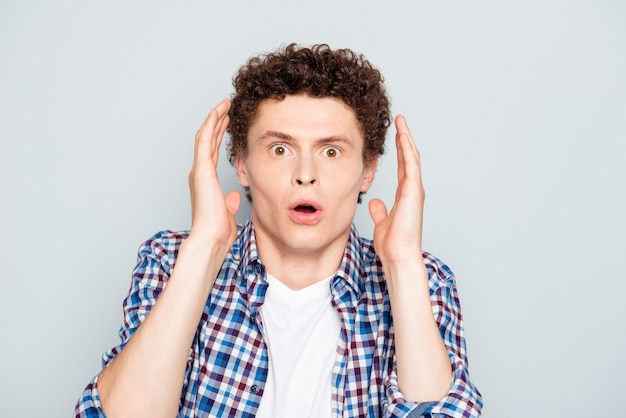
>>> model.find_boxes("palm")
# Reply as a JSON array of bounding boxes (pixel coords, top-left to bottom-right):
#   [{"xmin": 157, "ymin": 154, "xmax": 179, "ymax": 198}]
[
  {"xmin": 188, "ymin": 99, "xmax": 241, "ymax": 247},
  {"xmin": 369, "ymin": 115, "xmax": 424, "ymax": 264}
]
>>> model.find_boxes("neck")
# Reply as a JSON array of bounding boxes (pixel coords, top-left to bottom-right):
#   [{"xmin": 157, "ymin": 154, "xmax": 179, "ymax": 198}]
[{"xmin": 253, "ymin": 227, "xmax": 349, "ymax": 291}]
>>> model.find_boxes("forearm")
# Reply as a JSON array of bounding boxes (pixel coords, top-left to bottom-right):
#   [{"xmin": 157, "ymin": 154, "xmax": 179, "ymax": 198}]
[
  {"xmin": 385, "ymin": 260, "xmax": 452, "ymax": 403},
  {"xmin": 97, "ymin": 237, "xmax": 229, "ymax": 418}
]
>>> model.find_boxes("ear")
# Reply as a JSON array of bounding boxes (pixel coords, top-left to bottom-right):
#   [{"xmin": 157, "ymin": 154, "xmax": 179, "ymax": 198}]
[
  {"xmin": 360, "ymin": 158, "xmax": 378, "ymax": 193},
  {"xmin": 235, "ymin": 156, "xmax": 250, "ymax": 187}
]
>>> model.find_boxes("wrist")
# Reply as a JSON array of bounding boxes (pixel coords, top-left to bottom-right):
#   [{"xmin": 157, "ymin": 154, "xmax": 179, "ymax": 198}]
[
  {"xmin": 181, "ymin": 234, "xmax": 231, "ymax": 261},
  {"xmin": 381, "ymin": 257, "xmax": 426, "ymax": 276},
  {"xmin": 174, "ymin": 236, "xmax": 232, "ymax": 288},
  {"xmin": 382, "ymin": 258, "xmax": 429, "ymax": 294}
]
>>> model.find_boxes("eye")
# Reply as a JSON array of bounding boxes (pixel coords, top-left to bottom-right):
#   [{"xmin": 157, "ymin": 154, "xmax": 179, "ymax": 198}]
[
  {"xmin": 325, "ymin": 147, "xmax": 339, "ymax": 158},
  {"xmin": 271, "ymin": 144, "xmax": 287, "ymax": 156}
]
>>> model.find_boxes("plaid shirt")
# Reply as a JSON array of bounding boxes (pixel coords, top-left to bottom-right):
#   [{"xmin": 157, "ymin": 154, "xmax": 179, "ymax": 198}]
[{"xmin": 75, "ymin": 218, "xmax": 482, "ymax": 417}]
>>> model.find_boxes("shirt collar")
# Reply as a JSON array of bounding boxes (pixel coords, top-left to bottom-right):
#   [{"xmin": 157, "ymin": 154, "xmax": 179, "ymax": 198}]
[
  {"xmin": 331, "ymin": 224, "xmax": 370, "ymax": 299},
  {"xmin": 233, "ymin": 217, "xmax": 371, "ymax": 300},
  {"xmin": 234, "ymin": 217, "xmax": 261, "ymax": 271},
  {"xmin": 231, "ymin": 218, "xmax": 267, "ymax": 311}
]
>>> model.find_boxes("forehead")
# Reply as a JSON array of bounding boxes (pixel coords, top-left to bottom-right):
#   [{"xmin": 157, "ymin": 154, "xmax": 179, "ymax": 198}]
[{"xmin": 248, "ymin": 95, "xmax": 363, "ymax": 144}]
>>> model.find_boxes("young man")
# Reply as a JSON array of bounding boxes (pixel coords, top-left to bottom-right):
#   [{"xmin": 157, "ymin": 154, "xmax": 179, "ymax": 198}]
[{"xmin": 75, "ymin": 44, "xmax": 482, "ymax": 417}]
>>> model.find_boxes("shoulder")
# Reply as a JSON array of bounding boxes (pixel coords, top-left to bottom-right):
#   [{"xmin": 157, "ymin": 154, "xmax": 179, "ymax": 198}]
[
  {"xmin": 422, "ymin": 251, "xmax": 456, "ymax": 287},
  {"xmin": 138, "ymin": 229, "xmax": 190, "ymax": 253},
  {"xmin": 134, "ymin": 230, "xmax": 190, "ymax": 271},
  {"xmin": 135, "ymin": 225, "xmax": 248, "ymax": 269}
]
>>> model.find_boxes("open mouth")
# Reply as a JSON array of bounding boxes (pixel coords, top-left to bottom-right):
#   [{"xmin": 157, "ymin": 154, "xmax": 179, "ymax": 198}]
[
  {"xmin": 288, "ymin": 200, "xmax": 323, "ymax": 224},
  {"xmin": 294, "ymin": 205, "xmax": 317, "ymax": 214}
]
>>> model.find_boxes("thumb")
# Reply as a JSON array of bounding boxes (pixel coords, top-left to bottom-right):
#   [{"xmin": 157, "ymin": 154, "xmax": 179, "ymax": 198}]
[
  {"xmin": 224, "ymin": 190, "xmax": 241, "ymax": 216},
  {"xmin": 368, "ymin": 198, "xmax": 388, "ymax": 225}
]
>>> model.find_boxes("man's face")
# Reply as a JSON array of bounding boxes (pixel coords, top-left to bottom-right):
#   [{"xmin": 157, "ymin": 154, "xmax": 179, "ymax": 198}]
[{"xmin": 236, "ymin": 94, "xmax": 377, "ymax": 257}]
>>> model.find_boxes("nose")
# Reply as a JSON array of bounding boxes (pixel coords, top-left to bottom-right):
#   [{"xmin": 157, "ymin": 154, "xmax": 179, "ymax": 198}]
[
  {"xmin": 296, "ymin": 178, "xmax": 316, "ymax": 185},
  {"xmin": 292, "ymin": 155, "xmax": 318, "ymax": 186}
]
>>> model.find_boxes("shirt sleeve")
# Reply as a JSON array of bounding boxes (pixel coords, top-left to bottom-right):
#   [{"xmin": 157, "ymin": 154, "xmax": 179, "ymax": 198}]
[
  {"xmin": 73, "ymin": 231, "xmax": 186, "ymax": 417},
  {"xmin": 383, "ymin": 253, "xmax": 483, "ymax": 418}
]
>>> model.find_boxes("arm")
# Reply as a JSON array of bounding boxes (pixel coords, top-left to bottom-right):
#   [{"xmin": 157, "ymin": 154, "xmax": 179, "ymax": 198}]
[
  {"xmin": 95, "ymin": 99, "xmax": 241, "ymax": 417},
  {"xmin": 369, "ymin": 116, "xmax": 451, "ymax": 402}
]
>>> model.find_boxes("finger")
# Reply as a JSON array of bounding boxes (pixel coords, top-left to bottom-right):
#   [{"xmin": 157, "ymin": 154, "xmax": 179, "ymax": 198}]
[
  {"xmin": 194, "ymin": 108, "xmax": 218, "ymax": 171},
  {"xmin": 395, "ymin": 115, "xmax": 423, "ymax": 184},
  {"xmin": 368, "ymin": 198, "xmax": 388, "ymax": 225},
  {"xmin": 193, "ymin": 99, "xmax": 230, "ymax": 170},
  {"xmin": 212, "ymin": 115, "xmax": 230, "ymax": 166},
  {"xmin": 395, "ymin": 114, "xmax": 411, "ymax": 135},
  {"xmin": 395, "ymin": 114, "xmax": 420, "ymax": 151},
  {"xmin": 224, "ymin": 190, "xmax": 242, "ymax": 216},
  {"xmin": 395, "ymin": 129, "xmax": 407, "ymax": 182},
  {"xmin": 210, "ymin": 100, "xmax": 231, "ymax": 159},
  {"xmin": 195, "ymin": 100, "xmax": 225, "ymax": 152}
]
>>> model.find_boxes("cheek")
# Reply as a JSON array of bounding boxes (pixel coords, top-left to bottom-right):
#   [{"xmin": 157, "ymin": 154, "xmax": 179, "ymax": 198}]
[
  {"xmin": 246, "ymin": 165, "xmax": 286, "ymax": 201},
  {"xmin": 326, "ymin": 174, "xmax": 366, "ymax": 205},
  {"xmin": 332, "ymin": 165, "xmax": 367, "ymax": 192}
]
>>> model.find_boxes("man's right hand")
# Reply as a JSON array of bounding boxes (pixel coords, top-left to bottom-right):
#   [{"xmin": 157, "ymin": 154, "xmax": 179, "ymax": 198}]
[
  {"xmin": 188, "ymin": 98, "xmax": 241, "ymax": 248},
  {"xmin": 97, "ymin": 99, "xmax": 242, "ymax": 418}
]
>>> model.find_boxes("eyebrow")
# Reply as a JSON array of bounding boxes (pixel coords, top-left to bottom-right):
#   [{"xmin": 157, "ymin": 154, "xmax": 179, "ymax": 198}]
[
  {"xmin": 259, "ymin": 130, "xmax": 354, "ymax": 146},
  {"xmin": 259, "ymin": 130, "xmax": 293, "ymax": 141}
]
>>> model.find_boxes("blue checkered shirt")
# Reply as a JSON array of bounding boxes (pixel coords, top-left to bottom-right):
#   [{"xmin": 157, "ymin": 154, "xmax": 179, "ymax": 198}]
[{"xmin": 75, "ymin": 218, "xmax": 482, "ymax": 417}]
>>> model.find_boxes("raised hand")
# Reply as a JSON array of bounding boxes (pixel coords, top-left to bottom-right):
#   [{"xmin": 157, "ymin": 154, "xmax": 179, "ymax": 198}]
[
  {"xmin": 368, "ymin": 116, "xmax": 452, "ymax": 402},
  {"xmin": 96, "ymin": 100, "xmax": 243, "ymax": 417},
  {"xmin": 368, "ymin": 115, "xmax": 425, "ymax": 265},
  {"xmin": 188, "ymin": 99, "xmax": 241, "ymax": 247}
]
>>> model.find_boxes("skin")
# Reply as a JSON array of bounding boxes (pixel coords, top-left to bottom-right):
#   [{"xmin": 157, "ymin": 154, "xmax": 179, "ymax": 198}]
[
  {"xmin": 368, "ymin": 114, "xmax": 452, "ymax": 402},
  {"xmin": 236, "ymin": 95, "xmax": 377, "ymax": 289},
  {"xmin": 97, "ymin": 96, "xmax": 451, "ymax": 417}
]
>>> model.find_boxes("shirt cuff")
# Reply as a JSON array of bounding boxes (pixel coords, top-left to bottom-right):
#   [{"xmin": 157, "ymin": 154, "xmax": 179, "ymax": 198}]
[{"xmin": 74, "ymin": 374, "xmax": 106, "ymax": 418}]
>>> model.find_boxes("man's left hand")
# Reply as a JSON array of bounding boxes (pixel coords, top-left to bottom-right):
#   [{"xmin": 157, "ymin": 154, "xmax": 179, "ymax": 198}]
[{"xmin": 369, "ymin": 115, "xmax": 425, "ymax": 265}]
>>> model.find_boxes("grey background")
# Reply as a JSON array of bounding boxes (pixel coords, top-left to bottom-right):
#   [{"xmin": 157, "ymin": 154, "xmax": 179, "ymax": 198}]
[{"xmin": 1, "ymin": 1, "xmax": 625, "ymax": 417}]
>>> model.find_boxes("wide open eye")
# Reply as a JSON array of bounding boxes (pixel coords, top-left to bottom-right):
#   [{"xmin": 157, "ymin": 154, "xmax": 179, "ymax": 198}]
[
  {"xmin": 271, "ymin": 144, "xmax": 287, "ymax": 156},
  {"xmin": 325, "ymin": 147, "xmax": 339, "ymax": 158}
]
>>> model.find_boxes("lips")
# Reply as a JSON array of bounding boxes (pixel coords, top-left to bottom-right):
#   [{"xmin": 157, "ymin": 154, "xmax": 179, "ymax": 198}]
[{"xmin": 288, "ymin": 199, "xmax": 323, "ymax": 224}]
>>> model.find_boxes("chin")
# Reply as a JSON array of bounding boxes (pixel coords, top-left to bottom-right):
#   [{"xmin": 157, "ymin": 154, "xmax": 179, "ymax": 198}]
[{"xmin": 282, "ymin": 224, "xmax": 350, "ymax": 250}]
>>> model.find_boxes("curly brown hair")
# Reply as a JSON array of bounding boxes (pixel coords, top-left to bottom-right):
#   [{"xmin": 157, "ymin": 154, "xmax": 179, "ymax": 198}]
[
  {"xmin": 228, "ymin": 43, "xmax": 391, "ymax": 160},
  {"xmin": 227, "ymin": 43, "xmax": 391, "ymax": 202}
]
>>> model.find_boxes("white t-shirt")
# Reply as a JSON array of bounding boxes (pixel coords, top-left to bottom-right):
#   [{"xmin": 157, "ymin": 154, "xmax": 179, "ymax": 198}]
[{"xmin": 255, "ymin": 273, "xmax": 341, "ymax": 418}]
